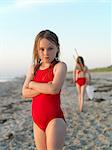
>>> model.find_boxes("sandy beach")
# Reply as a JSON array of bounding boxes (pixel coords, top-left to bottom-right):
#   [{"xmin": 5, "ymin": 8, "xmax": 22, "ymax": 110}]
[{"xmin": 0, "ymin": 72, "xmax": 112, "ymax": 150}]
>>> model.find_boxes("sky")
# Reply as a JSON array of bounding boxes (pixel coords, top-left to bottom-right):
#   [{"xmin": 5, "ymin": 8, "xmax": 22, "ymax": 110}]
[{"xmin": 0, "ymin": 0, "xmax": 111, "ymax": 77}]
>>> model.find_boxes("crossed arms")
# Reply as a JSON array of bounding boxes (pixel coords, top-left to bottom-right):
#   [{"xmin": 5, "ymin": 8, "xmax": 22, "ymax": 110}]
[{"xmin": 22, "ymin": 62, "xmax": 67, "ymax": 99}]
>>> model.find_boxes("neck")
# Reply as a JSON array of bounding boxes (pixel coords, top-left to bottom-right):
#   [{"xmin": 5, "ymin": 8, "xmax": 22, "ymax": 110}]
[{"xmin": 41, "ymin": 62, "xmax": 51, "ymax": 68}]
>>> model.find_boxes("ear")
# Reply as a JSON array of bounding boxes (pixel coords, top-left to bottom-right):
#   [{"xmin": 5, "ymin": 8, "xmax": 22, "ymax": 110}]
[
  {"xmin": 37, "ymin": 58, "xmax": 41, "ymax": 63},
  {"xmin": 56, "ymin": 49, "xmax": 60, "ymax": 57}
]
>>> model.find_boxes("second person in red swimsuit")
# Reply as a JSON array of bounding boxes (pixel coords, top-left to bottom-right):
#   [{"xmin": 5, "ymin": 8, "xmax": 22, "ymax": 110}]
[
  {"xmin": 73, "ymin": 56, "xmax": 91, "ymax": 112},
  {"xmin": 22, "ymin": 30, "xmax": 67, "ymax": 150}
]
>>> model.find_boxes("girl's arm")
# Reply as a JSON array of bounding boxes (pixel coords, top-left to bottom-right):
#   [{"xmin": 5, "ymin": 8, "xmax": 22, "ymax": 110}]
[
  {"xmin": 86, "ymin": 67, "xmax": 91, "ymax": 84},
  {"xmin": 22, "ymin": 65, "xmax": 40, "ymax": 99},
  {"xmin": 74, "ymin": 64, "xmax": 79, "ymax": 82},
  {"xmin": 75, "ymin": 70, "xmax": 79, "ymax": 82},
  {"xmin": 88, "ymin": 71, "xmax": 91, "ymax": 84},
  {"xmin": 29, "ymin": 62, "xmax": 67, "ymax": 94},
  {"xmin": 73, "ymin": 69, "xmax": 75, "ymax": 83}
]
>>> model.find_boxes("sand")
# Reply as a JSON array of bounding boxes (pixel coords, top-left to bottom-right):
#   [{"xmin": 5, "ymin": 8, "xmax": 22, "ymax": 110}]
[{"xmin": 0, "ymin": 72, "xmax": 112, "ymax": 150}]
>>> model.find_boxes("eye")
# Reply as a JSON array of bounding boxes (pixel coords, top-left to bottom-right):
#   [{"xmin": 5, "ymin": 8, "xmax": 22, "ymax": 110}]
[
  {"xmin": 48, "ymin": 47, "xmax": 53, "ymax": 51},
  {"xmin": 40, "ymin": 48, "xmax": 44, "ymax": 51}
]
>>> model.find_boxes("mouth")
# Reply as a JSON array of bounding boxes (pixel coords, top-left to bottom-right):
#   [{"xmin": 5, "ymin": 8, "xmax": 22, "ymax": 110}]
[
  {"xmin": 43, "ymin": 56, "xmax": 50, "ymax": 61},
  {"xmin": 44, "ymin": 56, "xmax": 49, "ymax": 59}
]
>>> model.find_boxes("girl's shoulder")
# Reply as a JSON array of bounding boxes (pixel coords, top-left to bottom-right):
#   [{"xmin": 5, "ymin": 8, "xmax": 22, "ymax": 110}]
[
  {"xmin": 28, "ymin": 64, "xmax": 35, "ymax": 73},
  {"xmin": 84, "ymin": 65, "xmax": 88, "ymax": 70},
  {"xmin": 55, "ymin": 61, "xmax": 67, "ymax": 67},
  {"xmin": 75, "ymin": 64, "xmax": 81, "ymax": 70},
  {"xmin": 75, "ymin": 65, "xmax": 88, "ymax": 72},
  {"xmin": 54, "ymin": 61, "xmax": 67, "ymax": 72}
]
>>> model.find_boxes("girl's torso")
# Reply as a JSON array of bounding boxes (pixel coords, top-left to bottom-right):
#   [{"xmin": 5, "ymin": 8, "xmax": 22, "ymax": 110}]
[
  {"xmin": 32, "ymin": 64, "xmax": 61, "ymax": 104},
  {"xmin": 33, "ymin": 65, "xmax": 54, "ymax": 83},
  {"xmin": 75, "ymin": 64, "xmax": 88, "ymax": 78},
  {"xmin": 32, "ymin": 64, "xmax": 64, "ymax": 131}
]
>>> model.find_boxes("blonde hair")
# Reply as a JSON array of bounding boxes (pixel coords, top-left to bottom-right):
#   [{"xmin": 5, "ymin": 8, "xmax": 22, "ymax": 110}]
[{"xmin": 33, "ymin": 30, "xmax": 60, "ymax": 74}]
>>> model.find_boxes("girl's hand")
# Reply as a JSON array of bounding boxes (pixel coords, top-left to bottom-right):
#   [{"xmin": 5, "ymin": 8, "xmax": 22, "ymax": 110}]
[
  {"xmin": 23, "ymin": 65, "xmax": 34, "ymax": 88},
  {"xmin": 29, "ymin": 81, "xmax": 52, "ymax": 90},
  {"xmin": 48, "ymin": 81, "xmax": 52, "ymax": 84},
  {"xmin": 29, "ymin": 81, "xmax": 34, "ymax": 88},
  {"xmin": 86, "ymin": 79, "xmax": 91, "ymax": 85}
]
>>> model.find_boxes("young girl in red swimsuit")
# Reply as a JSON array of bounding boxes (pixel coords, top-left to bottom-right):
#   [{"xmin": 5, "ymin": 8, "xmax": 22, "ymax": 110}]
[
  {"xmin": 22, "ymin": 30, "xmax": 67, "ymax": 150},
  {"xmin": 74, "ymin": 56, "xmax": 91, "ymax": 112}
]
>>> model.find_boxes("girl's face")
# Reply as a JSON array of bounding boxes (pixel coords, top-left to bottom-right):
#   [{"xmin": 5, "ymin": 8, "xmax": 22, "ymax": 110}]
[{"xmin": 38, "ymin": 38, "xmax": 58, "ymax": 63}]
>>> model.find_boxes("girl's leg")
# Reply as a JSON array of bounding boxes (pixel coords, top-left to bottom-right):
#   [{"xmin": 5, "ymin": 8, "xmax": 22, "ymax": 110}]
[
  {"xmin": 76, "ymin": 84, "xmax": 81, "ymax": 111},
  {"xmin": 33, "ymin": 122, "xmax": 47, "ymax": 150},
  {"xmin": 80, "ymin": 85, "xmax": 86, "ymax": 112},
  {"xmin": 46, "ymin": 118, "xmax": 66, "ymax": 150}
]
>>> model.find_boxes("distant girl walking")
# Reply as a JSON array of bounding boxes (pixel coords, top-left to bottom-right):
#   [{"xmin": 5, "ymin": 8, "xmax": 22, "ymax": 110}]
[
  {"xmin": 74, "ymin": 56, "xmax": 91, "ymax": 112},
  {"xmin": 22, "ymin": 29, "xmax": 67, "ymax": 149}
]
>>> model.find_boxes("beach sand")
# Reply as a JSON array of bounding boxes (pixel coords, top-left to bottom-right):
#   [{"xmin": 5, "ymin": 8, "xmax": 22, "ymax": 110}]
[{"xmin": 0, "ymin": 72, "xmax": 112, "ymax": 150}]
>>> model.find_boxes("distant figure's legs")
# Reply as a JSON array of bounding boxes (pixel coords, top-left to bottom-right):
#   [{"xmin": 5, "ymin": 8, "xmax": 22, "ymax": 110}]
[
  {"xmin": 80, "ymin": 85, "xmax": 86, "ymax": 112},
  {"xmin": 76, "ymin": 84, "xmax": 86, "ymax": 112},
  {"xmin": 76, "ymin": 83, "xmax": 81, "ymax": 111}
]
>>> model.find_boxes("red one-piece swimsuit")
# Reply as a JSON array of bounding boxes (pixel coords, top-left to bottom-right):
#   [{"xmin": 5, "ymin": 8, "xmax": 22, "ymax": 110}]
[{"xmin": 32, "ymin": 65, "xmax": 65, "ymax": 132}]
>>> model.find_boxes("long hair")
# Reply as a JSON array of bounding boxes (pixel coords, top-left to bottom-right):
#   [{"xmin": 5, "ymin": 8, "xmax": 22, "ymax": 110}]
[
  {"xmin": 77, "ymin": 56, "xmax": 85, "ymax": 70},
  {"xmin": 33, "ymin": 29, "xmax": 60, "ymax": 75}
]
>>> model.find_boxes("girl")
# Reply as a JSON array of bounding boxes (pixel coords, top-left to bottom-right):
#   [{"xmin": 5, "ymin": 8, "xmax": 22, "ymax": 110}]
[
  {"xmin": 22, "ymin": 30, "xmax": 67, "ymax": 150},
  {"xmin": 74, "ymin": 56, "xmax": 91, "ymax": 112}
]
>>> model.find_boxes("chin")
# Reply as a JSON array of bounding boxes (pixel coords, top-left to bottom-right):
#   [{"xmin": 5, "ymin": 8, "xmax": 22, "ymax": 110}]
[{"xmin": 43, "ymin": 59, "xmax": 50, "ymax": 63}]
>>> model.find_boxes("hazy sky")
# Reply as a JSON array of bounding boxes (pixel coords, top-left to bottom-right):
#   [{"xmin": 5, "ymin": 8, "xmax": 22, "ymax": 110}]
[{"xmin": 0, "ymin": 0, "xmax": 111, "ymax": 77}]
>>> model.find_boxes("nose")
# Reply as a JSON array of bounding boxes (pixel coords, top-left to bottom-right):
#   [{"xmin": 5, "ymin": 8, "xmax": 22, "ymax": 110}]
[{"xmin": 44, "ymin": 49, "xmax": 48, "ymax": 56}]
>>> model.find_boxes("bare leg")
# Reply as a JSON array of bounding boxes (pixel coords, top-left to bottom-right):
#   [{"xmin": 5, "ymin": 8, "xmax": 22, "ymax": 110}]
[
  {"xmin": 76, "ymin": 84, "xmax": 81, "ymax": 112},
  {"xmin": 33, "ymin": 122, "xmax": 47, "ymax": 150},
  {"xmin": 80, "ymin": 85, "xmax": 86, "ymax": 112},
  {"xmin": 46, "ymin": 118, "xmax": 66, "ymax": 150}
]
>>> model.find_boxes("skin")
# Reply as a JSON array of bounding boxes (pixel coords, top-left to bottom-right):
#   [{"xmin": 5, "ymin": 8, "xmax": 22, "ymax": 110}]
[
  {"xmin": 75, "ymin": 63, "xmax": 91, "ymax": 112},
  {"xmin": 76, "ymin": 82, "xmax": 86, "ymax": 112},
  {"xmin": 22, "ymin": 38, "xmax": 67, "ymax": 150},
  {"xmin": 75, "ymin": 69, "xmax": 85, "ymax": 112}
]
